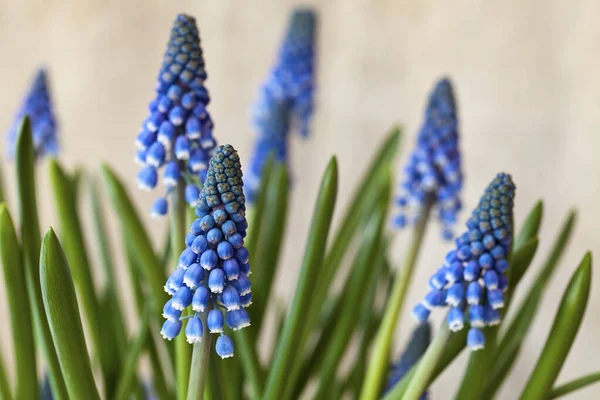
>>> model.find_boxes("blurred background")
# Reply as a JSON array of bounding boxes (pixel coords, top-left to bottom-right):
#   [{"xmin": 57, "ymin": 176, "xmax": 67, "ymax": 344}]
[{"xmin": 0, "ymin": 1, "xmax": 599, "ymax": 399}]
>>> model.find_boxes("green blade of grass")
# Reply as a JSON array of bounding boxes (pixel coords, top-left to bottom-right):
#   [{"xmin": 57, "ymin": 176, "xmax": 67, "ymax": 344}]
[
  {"xmin": 40, "ymin": 228, "xmax": 101, "ymax": 400},
  {"xmin": 16, "ymin": 117, "xmax": 68, "ymax": 400},
  {"xmin": 263, "ymin": 157, "xmax": 338, "ymax": 400},
  {"xmin": 0, "ymin": 206, "xmax": 37, "ymax": 399},
  {"xmin": 549, "ymin": 372, "xmax": 600, "ymax": 399},
  {"xmin": 519, "ymin": 253, "xmax": 592, "ymax": 400}
]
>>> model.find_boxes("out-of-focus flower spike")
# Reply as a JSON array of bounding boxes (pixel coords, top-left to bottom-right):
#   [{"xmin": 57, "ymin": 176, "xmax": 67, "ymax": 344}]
[
  {"xmin": 6, "ymin": 69, "xmax": 59, "ymax": 159},
  {"xmin": 394, "ymin": 78, "xmax": 462, "ymax": 239},
  {"xmin": 245, "ymin": 9, "xmax": 317, "ymax": 202},
  {"xmin": 413, "ymin": 173, "xmax": 515, "ymax": 350},
  {"xmin": 161, "ymin": 145, "xmax": 251, "ymax": 357},
  {"xmin": 135, "ymin": 14, "xmax": 217, "ymax": 215},
  {"xmin": 385, "ymin": 322, "xmax": 431, "ymax": 398}
]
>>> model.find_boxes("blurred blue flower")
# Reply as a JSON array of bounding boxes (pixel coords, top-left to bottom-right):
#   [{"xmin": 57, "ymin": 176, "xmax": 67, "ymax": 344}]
[
  {"xmin": 135, "ymin": 14, "xmax": 216, "ymax": 215},
  {"xmin": 246, "ymin": 9, "xmax": 317, "ymax": 202},
  {"xmin": 412, "ymin": 173, "xmax": 515, "ymax": 350},
  {"xmin": 384, "ymin": 322, "xmax": 431, "ymax": 398},
  {"xmin": 394, "ymin": 78, "xmax": 462, "ymax": 239},
  {"xmin": 6, "ymin": 69, "xmax": 58, "ymax": 159},
  {"xmin": 161, "ymin": 144, "xmax": 251, "ymax": 358}
]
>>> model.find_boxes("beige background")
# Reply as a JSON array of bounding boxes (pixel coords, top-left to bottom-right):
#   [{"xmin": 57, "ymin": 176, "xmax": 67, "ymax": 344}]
[{"xmin": 1, "ymin": 1, "xmax": 599, "ymax": 399}]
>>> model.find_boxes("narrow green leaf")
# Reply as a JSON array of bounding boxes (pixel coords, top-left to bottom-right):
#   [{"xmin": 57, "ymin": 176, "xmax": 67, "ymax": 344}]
[
  {"xmin": 498, "ymin": 211, "xmax": 577, "ymax": 356},
  {"xmin": 114, "ymin": 306, "xmax": 151, "ymax": 400},
  {"xmin": 263, "ymin": 157, "xmax": 338, "ymax": 400},
  {"xmin": 101, "ymin": 164, "xmax": 167, "ymax": 306},
  {"xmin": 48, "ymin": 159, "xmax": 112, "ymax": 393},
  {"xmin": 124, "ymin": 242, "xmax": 172, "ymax": 400},
  {"xmin": 235, "ymin": 329, "xmax": 264, "ymax": 398},
  {"xmin": 250, "ymin": 163, "xmax": 289, "ymax": 331},
  {"xmin": 513, "ymin": 200, "xmax": 543, "ymax": 250},
  {"xmin": 0, "ymin": 347, "xmax": 12, "ymax": 400},
  {"xmin": 315, "ymin": 199, "xmax": 388, "ymax": 398},
  {"xmin": 0, "ymin": 206, "xmax": 37, "ymax": 399},
  {"xmin": 508, "ymin": 237, "xmax": 539, "ymax": 290},
  {"xmin": 90, "ymin": 180, "xmax": 128, "ymax": 354},
  {"xmin": 519, "ymin": 252, "xmax": 592, "ymax": 400},
  {"xmin": 246, "ymin": 155, "xmax": 274, "ymax": 258},
  {"xmin": 360, "ymin": 195, "xmax": 433, "ymax": 400},
  {"xmin": 482, "ymin": 343, "xmax": 521, "ymax": 399},
  {"xmin": 16, "ymin": 117, "xmax": 68, "ymax": 400},
  {"xmin": 40, "ymin": 228, "xmax": 101, "ymax": 400},
  {"xmin": 549, "ymin": 372, "xmax": 600, "ymax": 399}
]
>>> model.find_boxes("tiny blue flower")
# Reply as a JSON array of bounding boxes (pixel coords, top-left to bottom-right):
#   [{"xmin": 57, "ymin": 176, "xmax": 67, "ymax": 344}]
[
  {"xmin": 394, "ymin": 78, "xmax": 462, "ymax": 239},
  {"xmin": 160, "ymin": 319, "xmax": 182, "ymax": 341},
  {"xmin": 151, "ymin": 197, "xmax": 169, "ymax": 218},
  {"xmin": 385, "ymin": 323, "xmax": 431, "ymax": 398},
  {"xmin": 413, "ymin": 173, "xmax": 515, "ymax": 350},
  {"xmin": 245, "ymin": 9, "xmax": 317, "ymax": 202},
  {"xmin": 161, "ymin": 145, "xmax": 251, "ymax": 358},
  {"xmin": 215, "ymin": 334, "xmax": 234, "ymax": 359},
  {"xmin": 185, "ymin": 316, "xmax": 204, "ymax": 344},
  {"xmin": 6, "ymin": 69, "xmax": 58, "ymax": 159},
  {"xmin": 135, "ymin": 14, "xmax": 217, "ymax": 216}
]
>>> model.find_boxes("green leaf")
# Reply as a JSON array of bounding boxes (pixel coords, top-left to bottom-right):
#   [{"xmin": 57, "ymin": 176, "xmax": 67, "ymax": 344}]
[
  {"xmin": 250, "ymin": 163, "xmax": 289, "ymax": 331},
  {"xmin": 263, "ymin": 157, "xmax": 338, "ymax": 400},
  {"xmin": 40, "ymin": 228, "xmax": 101, "ymax": 400},
  {"xmin": 0, "ymin": 163, "xmax": 6, "ymax": 204},
  {"xmin": 16, "ymin": 117, "xmax": 68, "ymax": 400},
  {"xmin": 48, "ymin": 159, "xmax": 113, "ymax": 392},
  {"xmin": 482, "ymin": 343, "xmax": 521, "ymax": 399},
  {"xmin": 498, "ymin": 211, "xmax": 577, "ymax": 357},
  {"xmin": 0, "ymin": 206, "xmax": 37, "ymax": 400},
  {"xmin": 246, "ymin": 155, "xmax": 275, "ymax": 258},
  {"xmin": 114, "ymin": 306, "xmax": 151, "ymax": 400},
  {"xmin": 0, "ymin": 346, "xmax": 12, "ymax": 400},
  {"xmin": 314, "ymin": 197, "xmax": 388, "ymax": 398},
  {"xmin": 519, "ymin": 252, "xmax": 592, "ymax": 400},
  {"xmin": 513, "ymin": 200, "xmax": 543, "ymax": 250},
  {"xmin": 508, "ymin": 237, "xmax": 539, "ymax": 290},
  {"xmin": 101, "ymin": 164, "xmax": 167, "ymax": 306},
  {"xmin": 549, "ymin": 372, "xmax": 600, "ymax": 399}
]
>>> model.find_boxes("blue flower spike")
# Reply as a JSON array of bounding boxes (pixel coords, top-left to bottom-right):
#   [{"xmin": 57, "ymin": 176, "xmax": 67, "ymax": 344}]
[
  {"xmin": 412, "ymin": 173, "xmax": 515, "ymax": 351},
  {"xmin": 245, "ymin": 9, "xmax": 317, "ymax": 202},
  {"xmin": 160, "ymin": 144, "xmax": 251, "ymax": 359},
  {"xmin": 394, "ymin": 78, "xmax": 462, "ymax": 239},
  {"xmin": 385, "ymin": 322, "xmax": 431, "ymax": 398},
  {"xmin": 136, "ymin": 14, "xmax": 217, "ymax": 215},
  {"xmin": 7, "ymin": 69, "xmax": 58, "ymax": 159}
]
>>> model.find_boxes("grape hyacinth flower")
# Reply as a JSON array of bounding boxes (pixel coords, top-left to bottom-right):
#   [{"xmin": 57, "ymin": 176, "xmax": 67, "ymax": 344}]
[
  {"xmin": 385, "ymin": 323, "xmax": 431, "ymax": 398},
  {"xmin": 394, "ymin": 78, "xmax": 462, "ymax": 240},
  {"xmin": 135, "ymin": 14, "xmax": 217, "ymax": 216},
  {"xmin": 6, "ymin": 69, "xmax": 58, "ymax": 159},
  {"xmin": 246, "ymin": 9, "xmax": 316, "ymax": 202},
  {"xmin": 412, "ymin": 173, "xmax": 515, "ymax": 350},
  {"xmin": 161, "ymin": 144, "xmax": 251, "ymax": 359}
]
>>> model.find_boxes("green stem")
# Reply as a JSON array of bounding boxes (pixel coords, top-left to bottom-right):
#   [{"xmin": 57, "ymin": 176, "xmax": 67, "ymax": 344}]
[
  {"xmin": 186, "ymin": 311, "xmax": 213, "ymax": 400},
  {"xmin": 549, "ymin": 372, "xmax": 600, "ymax": 399},
  {"xmin": 171, "ymin": 182, "xmax": 190, "ymax": 400},
  {"xmin": 360, "ymin": 199, "xmax": 433, "ymax": 400},
  {"xmin": 394, "ymin": 323, "xmax": 451, "ymax": 400}
]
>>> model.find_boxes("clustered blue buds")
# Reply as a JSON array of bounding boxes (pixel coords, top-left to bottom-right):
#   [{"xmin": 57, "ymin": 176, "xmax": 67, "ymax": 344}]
[
  {"xmin": 6, "ymin": 69, "xmax": 58, "ymax": 159},
  {"xmin": 161, "ymin": 144, "xmax": 251, "ymax": 359},
  {"xmin": 412, "ymin": 173, "xmax": 515, "ymax": 350},
  {"xmin": 135, "ymin": 14, "xmax": 217, "ymax": 216},
  {"xmin": 394, "ymin": 78, "xmax": 462, "ymax": 240},
  {"xmin": 385, "ymin": 322, "xmax": 431, "ymax": 398},
  {"xmin": 246, "ymin": 9, "xmax": 316, "ymax": 202}
]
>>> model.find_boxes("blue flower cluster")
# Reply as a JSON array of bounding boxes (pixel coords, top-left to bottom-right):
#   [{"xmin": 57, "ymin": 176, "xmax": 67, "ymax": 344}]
[
  {"xmin": 385, "ymin": 322, "xmax": 431, "ymax": 398},
  {"xmin": 412, "ymin": 173, "xmax": 515, "ymax": 350},
  {"xmin": 135, "ymin": 14, "xmax": 217, "ymax": 216},
  {"xmin": 246, "ymin": 9, "xmax": 316, "ymax": 202},
  {"xmin": 161, "ymin": 145, "xmax": 251, "ymax": 359},
  {"xmin": 394, "ymin": 78, "xmax": 462, "ymax": 240},
  {"xmin": 6, "ymin": 69, "xmax": 58, "ymax": 159}
]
